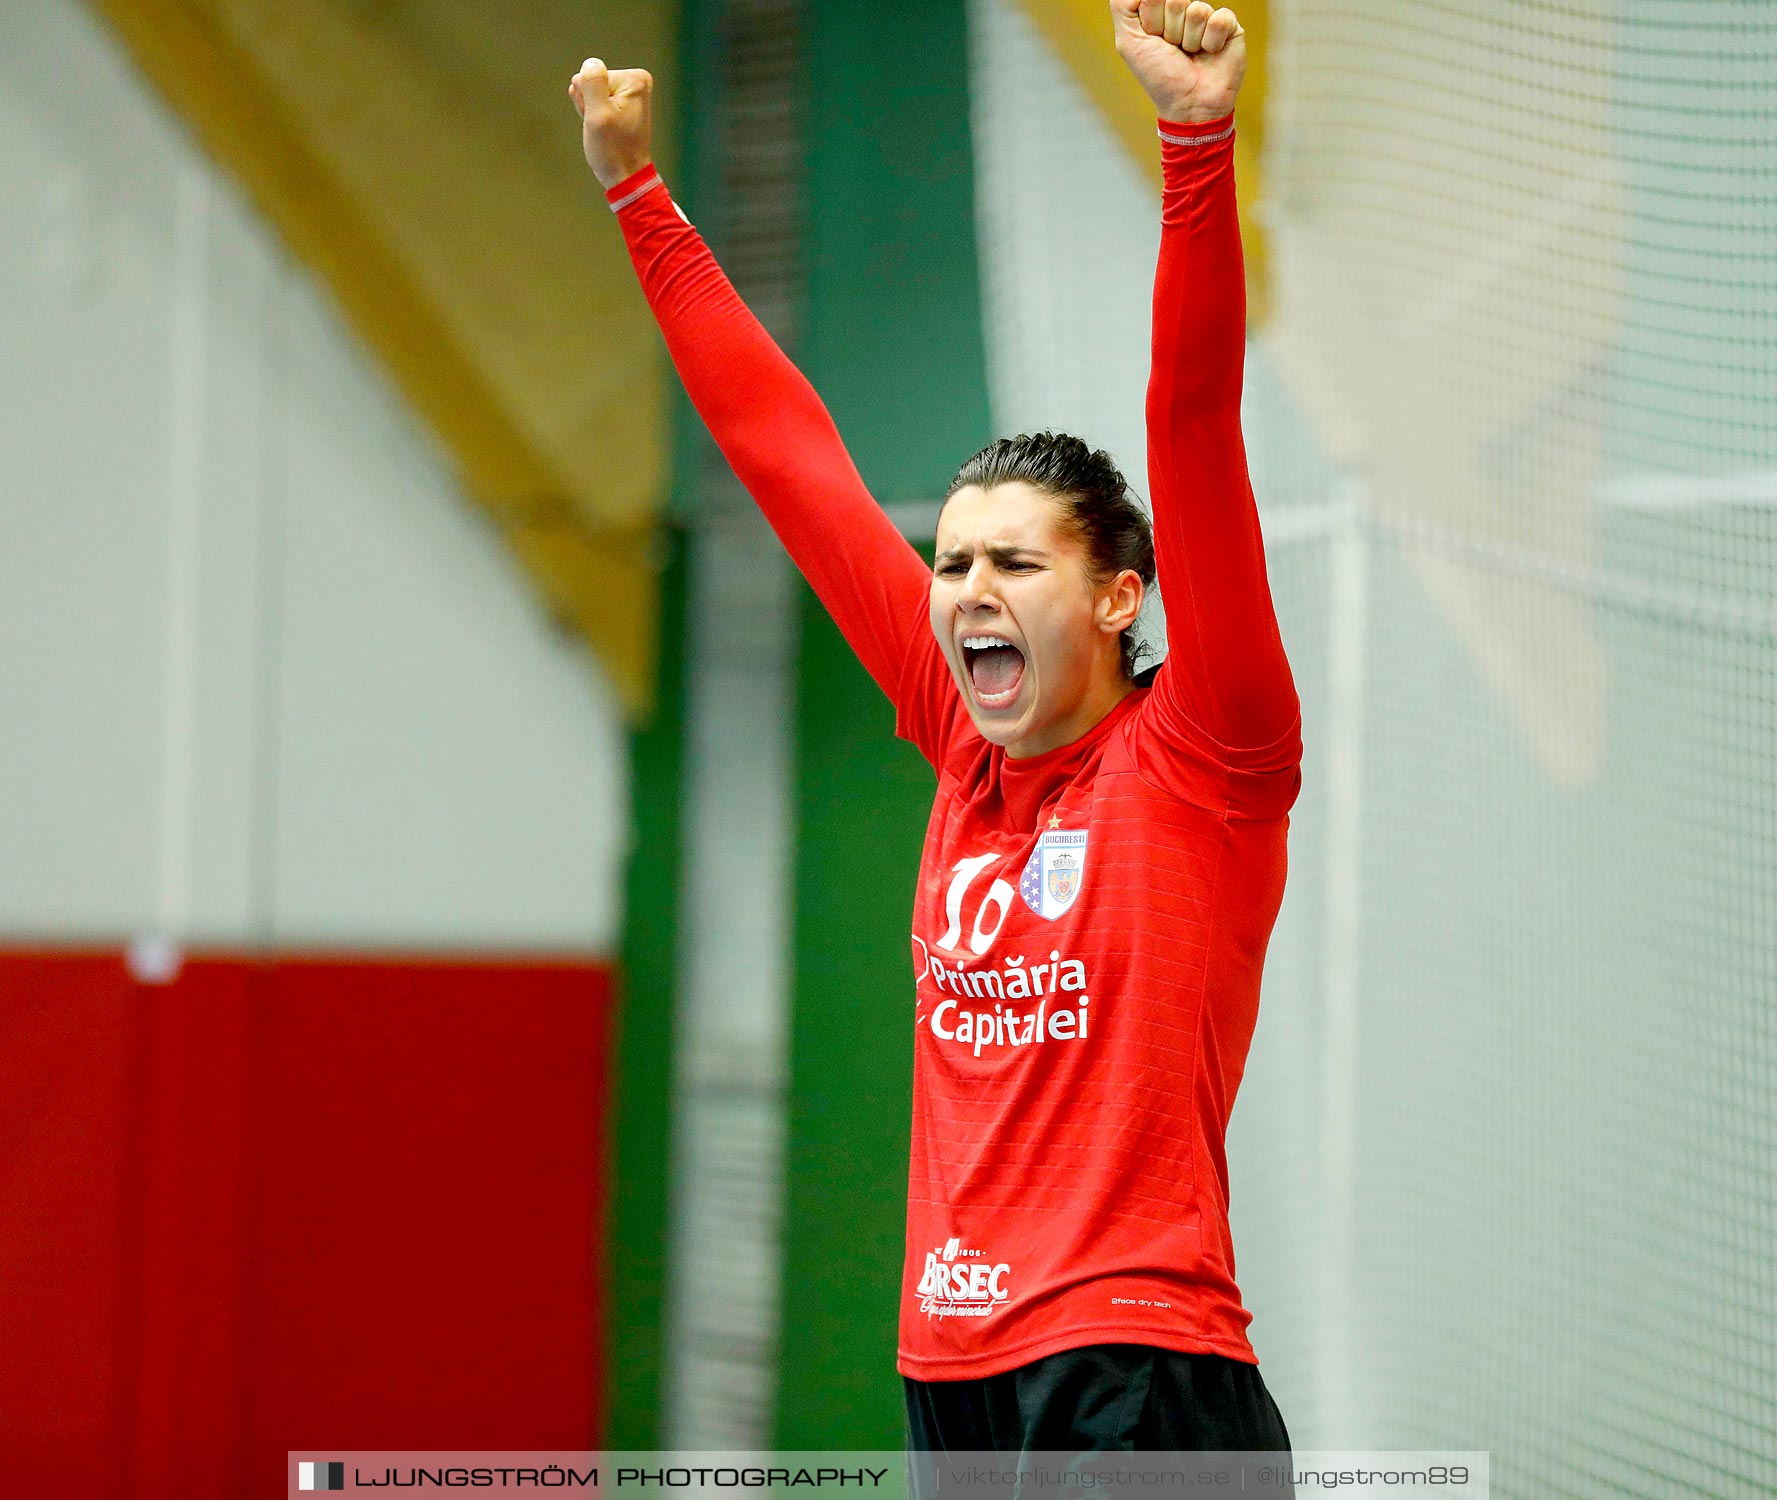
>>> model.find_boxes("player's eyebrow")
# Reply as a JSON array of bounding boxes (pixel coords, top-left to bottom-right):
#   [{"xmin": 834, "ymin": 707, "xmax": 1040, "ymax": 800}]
[{"xmin": 934, "ymin": 543, "xmax": 1051, "ymax": 565}]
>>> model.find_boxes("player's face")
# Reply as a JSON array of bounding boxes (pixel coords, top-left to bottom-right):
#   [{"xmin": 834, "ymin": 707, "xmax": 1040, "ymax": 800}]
[{"xmin": 930, "ymin": 482, "xmax": 1134, "ymax": 758}]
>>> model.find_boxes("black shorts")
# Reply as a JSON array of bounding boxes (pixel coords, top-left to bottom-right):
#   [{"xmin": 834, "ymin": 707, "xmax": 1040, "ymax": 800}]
[{"xmin": 903, "ymin": 1343, "xmax": 1293, "ymax": 1496}]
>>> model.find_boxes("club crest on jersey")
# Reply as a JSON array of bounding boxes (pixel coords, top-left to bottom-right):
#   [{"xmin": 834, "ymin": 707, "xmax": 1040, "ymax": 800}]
[{"xmin": 1019, "ymin": 829, "xmax": 1088, "ymax": 919}]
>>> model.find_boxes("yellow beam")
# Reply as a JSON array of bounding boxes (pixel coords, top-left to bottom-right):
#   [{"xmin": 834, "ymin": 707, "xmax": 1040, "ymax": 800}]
[
  {"xmin": 1008, "ymin": 0, "xmax": 1271, "ymax": 329},
  {"xmin": 91, "ymin": 0, "xmax": 679, "ymax": 717}
]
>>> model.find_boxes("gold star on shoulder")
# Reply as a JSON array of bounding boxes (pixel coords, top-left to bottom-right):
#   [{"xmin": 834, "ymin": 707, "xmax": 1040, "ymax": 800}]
[{"xmin": 1047, "ymin": 814, "xmax": 1063, "ymax": 830}]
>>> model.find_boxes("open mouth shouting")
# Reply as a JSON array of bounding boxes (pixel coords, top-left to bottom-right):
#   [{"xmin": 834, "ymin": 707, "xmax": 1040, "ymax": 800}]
[{"xmin": 960, "ymin": 634, "xmax": 1027, "ymax": 709}]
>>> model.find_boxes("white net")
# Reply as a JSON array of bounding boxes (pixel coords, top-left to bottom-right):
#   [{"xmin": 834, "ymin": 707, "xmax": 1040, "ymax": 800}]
[{"xmin": 967, "ymin": 1, "xmax": 1776, "ymax": 1494}]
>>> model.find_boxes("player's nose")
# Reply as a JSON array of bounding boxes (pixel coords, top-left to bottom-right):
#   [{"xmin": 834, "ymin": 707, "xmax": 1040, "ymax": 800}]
[{"xmin": 955, "ymin": 556, "xmax": 1002, "ymax": 610}]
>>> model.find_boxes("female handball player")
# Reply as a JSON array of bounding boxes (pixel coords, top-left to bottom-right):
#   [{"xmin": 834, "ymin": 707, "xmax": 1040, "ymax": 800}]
[{"xmin": 572, "ymin": 0, "xmax": 1300, "ymax": 1467}]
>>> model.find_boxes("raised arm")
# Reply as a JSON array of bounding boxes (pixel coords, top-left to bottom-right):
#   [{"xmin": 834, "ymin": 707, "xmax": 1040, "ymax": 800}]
[
  {"xmin": 1111, "ymin": 4, "xmax": 1300, "ymax": 757},
  {"xmin": 571, "ymin": 59, "xmax": 933, "ymax": 703}
]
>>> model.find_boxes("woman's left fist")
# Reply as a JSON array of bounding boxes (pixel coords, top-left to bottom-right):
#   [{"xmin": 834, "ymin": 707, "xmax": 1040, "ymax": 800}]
[{"xmin": 1109, "ymin": 0, "xmax": 1246, "ymax": 124}]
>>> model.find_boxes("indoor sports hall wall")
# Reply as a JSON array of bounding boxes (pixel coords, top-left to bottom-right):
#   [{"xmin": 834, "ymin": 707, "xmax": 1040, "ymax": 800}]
[
  {"xmin": 0, "ymin": 0, "xmax": 631, "ymax": 1492},
  {"xmin": 8, "ymin": 0, "xmax": 1772, "ymax": 1490},
  {"xmin": 969, "ymin": 1, "xmax": 1774, "ymax": 1496}
]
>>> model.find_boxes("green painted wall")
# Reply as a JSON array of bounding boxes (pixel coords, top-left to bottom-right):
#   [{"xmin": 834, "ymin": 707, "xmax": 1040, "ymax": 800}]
[
  {"xmin": 604, "ymin": 522, "xmax": 688, "ymax": 1450},
  {"xmin": 800, "ymin": 3, "xmax": 994, "ymax": 499},
  {"xmin": 603, "ymin": 0, "xmax": 711, "ymax": 1446},
  {"xmin": 777, "ymin": 0, "xmax": 993, "ymax": 1449}
]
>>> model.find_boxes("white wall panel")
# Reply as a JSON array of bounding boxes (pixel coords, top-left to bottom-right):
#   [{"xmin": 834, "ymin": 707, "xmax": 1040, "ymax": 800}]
[
  {"xmin": 270, "ymin": 265, "xmax": 627, "ymax": 950},
  {"xmin": 0, "ymin": 0, "xmax": 189, "ymax": 933},
  {"xmin": 0, "ymin": 0, "xmax": 627, "ymax": 953}
]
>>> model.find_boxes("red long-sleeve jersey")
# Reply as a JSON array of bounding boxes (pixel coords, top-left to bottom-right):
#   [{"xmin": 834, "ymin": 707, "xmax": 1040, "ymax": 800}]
[{"xmin": 608, "ymin": 112, "xmax": 1302, "ymax": 1378}]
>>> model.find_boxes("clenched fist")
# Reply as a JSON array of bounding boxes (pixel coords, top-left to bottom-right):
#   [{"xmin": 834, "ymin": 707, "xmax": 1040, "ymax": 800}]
[
  {"xmin": 569, "ymin": 57, "xmax": 655, "ymax": 188},
  {"xmin": 1110, "ymin": 0, "xmax": 1247, "ymax": 124}
]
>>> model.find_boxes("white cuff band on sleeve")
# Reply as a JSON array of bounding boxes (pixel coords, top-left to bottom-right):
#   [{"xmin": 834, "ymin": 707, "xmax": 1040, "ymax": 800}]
[
  {"xmin": 608, "ymin": 171, "xmax": 665, "ymax": 213},
  {"xmin": 1157, "ymin": 121, "xmax": 1235, "ymax": 146}
]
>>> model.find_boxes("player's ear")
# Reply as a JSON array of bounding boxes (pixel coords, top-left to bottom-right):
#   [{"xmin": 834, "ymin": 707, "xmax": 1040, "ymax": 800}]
[{"xmin": 1097, "ymin": 569, "xmax": 1144, "ymax": 634}]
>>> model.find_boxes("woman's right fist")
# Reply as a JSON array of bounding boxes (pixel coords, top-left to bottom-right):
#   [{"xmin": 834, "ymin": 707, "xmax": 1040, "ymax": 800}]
[{"xmin": 569, "ymin": 58, "xmax": 654, "ymax": 189}]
